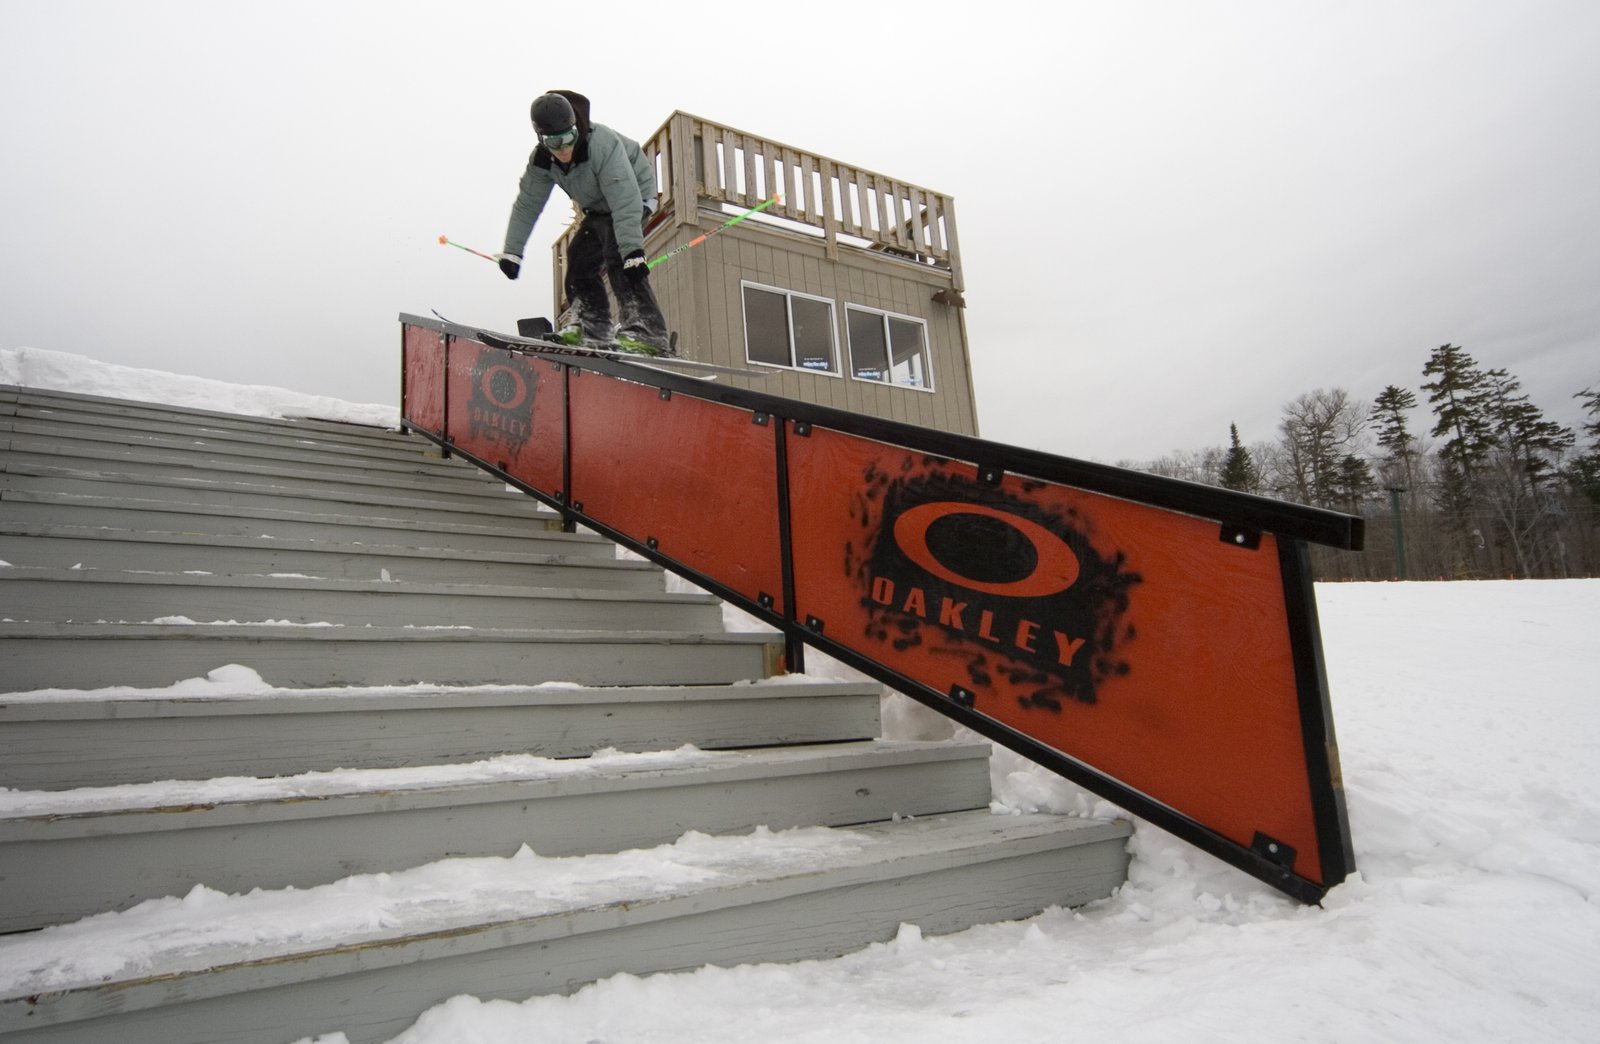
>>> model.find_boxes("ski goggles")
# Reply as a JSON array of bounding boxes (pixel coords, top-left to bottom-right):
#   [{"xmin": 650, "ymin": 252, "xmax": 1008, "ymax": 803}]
[{"xmin": 539, "ymin": 125, "xmax": 580, "ymax": 151}]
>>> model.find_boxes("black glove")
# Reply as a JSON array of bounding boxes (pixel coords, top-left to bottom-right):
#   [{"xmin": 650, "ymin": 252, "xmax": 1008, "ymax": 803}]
[
  {"xmin": 495, "ymin": 252, "xmax": 521, "ymax": 280},
  {"xmin": 622, "ymin": 250, "xmax": 649, "ymax": 284}
]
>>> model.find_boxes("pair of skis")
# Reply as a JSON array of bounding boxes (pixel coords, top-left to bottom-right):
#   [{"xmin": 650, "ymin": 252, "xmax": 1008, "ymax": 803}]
[{"xmin": 433, "ymin": 312, "xmax": 763, "ymax": 381}]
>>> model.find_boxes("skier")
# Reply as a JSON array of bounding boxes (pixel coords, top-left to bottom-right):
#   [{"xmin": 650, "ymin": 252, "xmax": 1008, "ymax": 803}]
[{"xmin": 494, "ymin": 90, "xmax": 672, "ymax": 355}]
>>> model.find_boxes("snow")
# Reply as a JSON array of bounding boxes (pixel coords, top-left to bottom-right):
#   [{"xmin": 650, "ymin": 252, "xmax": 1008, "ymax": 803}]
[
  {"xmin": 4, "ymin": 347, "xmax": 1599, "ymax": 1041},
  {"xmin": 383, "ymin": 580, "xmax": 1600, "ymax": 1044},
  {"xmin": 0, "ymin": 346, "xmax": 397, "ymax": 429},
  {"xmin": 0, "ymin": 744, "xmax": 726, "ymax": 819},
  {"xmin": 0, "ymin": 828, "xmax": 873, "ymax": 997}
]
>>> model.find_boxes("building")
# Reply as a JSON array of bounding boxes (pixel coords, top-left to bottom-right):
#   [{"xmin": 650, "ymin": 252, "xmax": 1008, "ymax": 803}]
[{"xmin": 552, "ymin": 112, "xmax": 979, "ymax": 435}]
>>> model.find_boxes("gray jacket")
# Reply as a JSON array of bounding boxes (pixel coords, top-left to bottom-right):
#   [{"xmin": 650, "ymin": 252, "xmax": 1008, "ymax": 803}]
[{"xmin": 503, "ymin": 122, "xmax": 656, "ymax": 258}]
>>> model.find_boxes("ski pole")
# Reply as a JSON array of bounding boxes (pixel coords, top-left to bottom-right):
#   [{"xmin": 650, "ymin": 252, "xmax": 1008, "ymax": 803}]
[
  {"xmin": 646, "ymin": 194, "xmax": 782, "ymax": 270},
  {"xmin": 438, "ymin": 235, "xmax": 498, "ymax": 262}
]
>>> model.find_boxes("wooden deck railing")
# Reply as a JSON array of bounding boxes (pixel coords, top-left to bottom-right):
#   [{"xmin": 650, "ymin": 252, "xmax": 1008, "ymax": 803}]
[
  {"xmin": 651, "ymin": 112, "xmax": 961, "ymax": 284},
  {"xmin": 554, "ymin": 112, "xmax": 963, "ymax": 291}
]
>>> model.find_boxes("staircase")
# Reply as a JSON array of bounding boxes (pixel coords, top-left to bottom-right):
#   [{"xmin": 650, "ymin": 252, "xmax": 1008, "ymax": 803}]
[{"xmin": 0, "ymin": 384, "xmax": 1131, "ymax": 1044}]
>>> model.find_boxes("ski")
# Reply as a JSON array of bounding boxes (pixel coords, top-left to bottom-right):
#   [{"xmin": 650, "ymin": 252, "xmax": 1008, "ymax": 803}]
[
  {"xmin": 476, "ymin": 330, "xmax": 716, "ymax": 381},
  {"xmin": 431, "ymin": 312, "xmax": 766, "ymax": 380}
]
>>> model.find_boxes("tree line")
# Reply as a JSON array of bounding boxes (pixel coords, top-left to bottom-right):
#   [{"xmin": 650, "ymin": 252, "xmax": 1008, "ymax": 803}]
[{"xmin": 1127, "ymin": 344, "xmax": 1600, "ymax": 580}]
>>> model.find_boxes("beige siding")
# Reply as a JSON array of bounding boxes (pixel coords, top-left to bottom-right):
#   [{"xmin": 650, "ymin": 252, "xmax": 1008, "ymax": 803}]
[{"xmin": 641, "ymin": 211, "xmax": 976, "ymax": 435}]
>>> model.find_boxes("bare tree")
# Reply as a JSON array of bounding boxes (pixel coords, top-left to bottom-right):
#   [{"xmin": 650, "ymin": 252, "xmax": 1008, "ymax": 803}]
[
  {"xmin": 1276, "ymin": 388, "xmax": 1368, "ymax": 508},
  {"xmin": 1144, "ymin": 446, "xmax": 1225, "ymax": 485}
]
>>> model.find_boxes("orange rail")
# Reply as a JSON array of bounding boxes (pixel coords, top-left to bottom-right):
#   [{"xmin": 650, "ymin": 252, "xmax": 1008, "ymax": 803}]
[{"xmin": 401, "ymin": 313, "xmax": 1361, "ymax": 904}]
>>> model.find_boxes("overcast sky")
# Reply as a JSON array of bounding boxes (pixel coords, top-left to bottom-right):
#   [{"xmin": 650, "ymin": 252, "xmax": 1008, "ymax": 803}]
[{"xmin": 3, "ymin": 0, "xmax": 1597, "ymax": 464}]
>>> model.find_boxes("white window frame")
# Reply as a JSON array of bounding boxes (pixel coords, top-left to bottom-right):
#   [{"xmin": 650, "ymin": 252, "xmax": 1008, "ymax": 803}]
[
  {"xmin": 845, "ymin": 305, "xmax": 935, "ymax": 393},
  {"xmin": 740, "ymin": 281, "xmax": 841, "ymax": 376}
]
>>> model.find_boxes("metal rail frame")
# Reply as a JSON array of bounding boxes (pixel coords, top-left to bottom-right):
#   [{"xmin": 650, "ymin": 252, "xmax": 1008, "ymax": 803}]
[{"xmin": 400, "ymin": 313, "xmax": 1362, "ymax": 903}]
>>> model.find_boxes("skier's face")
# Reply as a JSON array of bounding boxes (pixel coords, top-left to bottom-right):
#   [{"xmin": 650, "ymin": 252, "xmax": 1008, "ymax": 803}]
[{"xmin": 540, "ymin": 124, "xmax": 579, "ymax": 164}]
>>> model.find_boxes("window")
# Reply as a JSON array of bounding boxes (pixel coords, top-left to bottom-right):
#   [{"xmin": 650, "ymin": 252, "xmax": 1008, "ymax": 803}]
[
  {"xmin": 741, "ymin": 283, "xmax": 838, "ymax": 374},
  {"xmin": 846, "ymin": 306, "xmax": 933, "ymax": 391}
]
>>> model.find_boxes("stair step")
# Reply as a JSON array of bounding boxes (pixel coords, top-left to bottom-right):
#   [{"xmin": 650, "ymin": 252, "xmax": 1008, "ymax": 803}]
[
  {"xmin": 0, "ymin": 811, "xmax": 1132, "ymax": 1044},
  {"xmin": 0, "ymin": 435, "xmax": 536, "ymax": 505},
  {"xmin": 0, "ymin": 740, "xmax": 992, "ymax": 932},
  {"xmin": 0, "ymin": 623, "xmax": 781, "ymax": 691},
  {"xmin": 0, "ymin": 464, "xmax": 551, "ymax": 530},
  {"xmin": 0, "ymin": 679, "xmax": 884, "ymax": 790},
  {"xmin": 0, "ymin": 523, "xmax": 655, "ymax": 586},
  {"xmin": 0, "ymin": 496, "xmax": 588, "ymax": 554},
  {"xmin": 0, "ymin": 383, "xmax": 1133, "ymax": 1037},
  {"xmin": 2, "ymin": 385, "xmax": 411, "ymax": 455},
  {"xmin": 0, "ymin": 567, "xmax": 718, "ymax": 629},
  {"xmin": 0, "ymin": 412, "xmax": 509, "ymax": 482}
]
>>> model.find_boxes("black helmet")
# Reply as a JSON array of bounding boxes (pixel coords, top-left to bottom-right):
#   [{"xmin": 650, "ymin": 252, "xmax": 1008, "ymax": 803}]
[{"xmin": 530, "ymin": 93, "xmax": 576, "ymax": 135}]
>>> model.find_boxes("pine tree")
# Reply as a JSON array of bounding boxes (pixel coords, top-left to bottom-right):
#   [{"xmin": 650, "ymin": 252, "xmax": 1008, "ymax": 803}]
[
  {"xmin": 1480, "ymin": 368, "xmax": 1574, "ymax": 494},
  {"xmin": 1420, "ymin": 344, "xmax": 1494, "ymax": 531},
  {"xmin": 1371, "ymin": 384, "xmax": 1418, "ymax": 458},
  {"xmin": 1333, "ymin": 453, "xmax": 1376, "ymax": 511},
  {"xmin": 1421, "ymin": 344, "xmax": 1495, "ymax": 477},
  {"xmin": 1370, "ymin": 384, "xmax": 1419, "ymax": 487},
  {"xmin": 1567, "ymin": 384, "xmax": 1600, "ymax": 508},
  {"xmin": 1219, "ymin": 423, "xmax": 1261, "ymax": 493}
]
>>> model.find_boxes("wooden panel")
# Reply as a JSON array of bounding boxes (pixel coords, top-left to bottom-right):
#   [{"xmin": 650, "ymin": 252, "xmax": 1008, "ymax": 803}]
[
  {"xmin": 402, "ymin": 326, "xmax": 444, "ymax": 437},
  {"xmin": 940, "ymin": 195, "xmax": 963, "ymax": 284},
  {"xmin": 785, "ymin": 428, "xmax": 1332, "ymax": 886},
  {"xmin": 738, "ymin": 133, "xmax": 756, "ymax": 203},
  {"xmin": 443, "ymin": 340, "xmax": 565, "ymax": 495},
  {"xmin": 782, "ymin": 148, "xmax": 801, "ymax": 218},
  {"xmin": 701, "ymin": 127, "xmax": 722, "ymax": 201},
  {"xmin": 836, "ymin": 166, "xmax": 860, "ymax": 237},
  {"xmin": 566, "ymin": 374, "xmax": 786, "ymax": 611},
  {"xmin": 721, "ymin": 128, "xmax": 739, "ymax": 201}
]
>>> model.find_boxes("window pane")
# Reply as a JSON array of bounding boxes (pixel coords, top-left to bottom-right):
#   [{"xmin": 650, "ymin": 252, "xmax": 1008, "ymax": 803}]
[
  {"xmin": 743, "ymin": 287, "xmax": 791, "ymax": 366},
  {"xmin": 848, "ymin": 309, "xmax": 888, "ymax": 381},
  {"xmin": 888, "ymin": 317, "xmax": 929, "ymax": 388},
  {"xmin": 791, "ymin": 297, "xmax": 835, "ymax": 372}
]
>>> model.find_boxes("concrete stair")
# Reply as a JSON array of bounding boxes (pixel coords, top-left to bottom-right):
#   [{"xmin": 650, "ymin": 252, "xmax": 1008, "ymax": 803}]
[{"xmin": 0, "ymin": 384, "xmax": 1131, "ymax": 1044}]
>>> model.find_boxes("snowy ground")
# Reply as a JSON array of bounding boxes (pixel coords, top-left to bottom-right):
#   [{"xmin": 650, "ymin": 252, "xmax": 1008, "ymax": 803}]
[
  {"xmin": 376, "ymin": 580, "xmax": 1600, "ymax": 1044},
  {"xmin": 4, "ymin": 349, "xmax": 1598, "ymax": 1041}
]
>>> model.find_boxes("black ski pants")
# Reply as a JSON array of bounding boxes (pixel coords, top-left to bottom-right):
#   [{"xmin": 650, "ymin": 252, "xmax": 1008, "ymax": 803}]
[{"xmin": 561, "ymin": 212, "xmax": 669, "ymax": 348}]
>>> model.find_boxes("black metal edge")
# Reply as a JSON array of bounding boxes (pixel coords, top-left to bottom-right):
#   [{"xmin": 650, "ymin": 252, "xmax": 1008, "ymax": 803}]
[
  {"xmin": 1278, "ymin": 536, "xmax": 1358, "ymax": 891},
  {"xmin": 440, "ymin": 328, "xmax": 452, "ymax": 458},
  {"xmin": 408, "ymin": 313, "xmax": 732, "ymax": 405},
  {"xmin": 560, "ymin": 364, "xmax": 576, "ymax": 532},
  {"xmin": 773, "ymin": 417, "xmax": 806, "ymax": 673},
  {"xmin": 401, "ymin": 313, "xmax": 1363, "ymax": 551}
]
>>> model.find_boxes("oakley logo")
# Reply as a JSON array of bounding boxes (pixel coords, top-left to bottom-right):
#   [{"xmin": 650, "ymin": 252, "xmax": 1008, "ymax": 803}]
[
  {"xmin": 468, "ymin": 351, "xmax": 537, "ymax": 446},
  {"xmin": 479, "ymin": 364, "xmax": 530, "ymax": 410},
  {"xmin": 892, "ymin": 502, "xmax": 1080, "ymax": 598}
]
